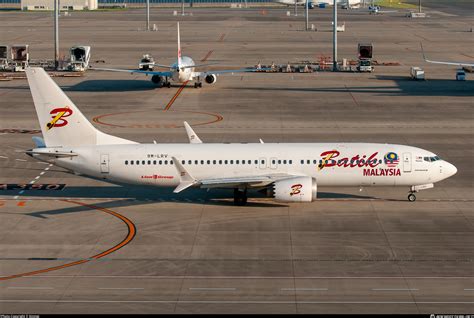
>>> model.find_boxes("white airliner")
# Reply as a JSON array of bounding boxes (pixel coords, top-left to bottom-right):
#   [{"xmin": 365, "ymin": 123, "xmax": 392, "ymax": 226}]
[
  {"xmin": 92, "ymin": 23, "xmax": 264, "ymax": 88},
  {"xmin": 25, "ymin": 68, "xmax": 457, "ymax": 205}
]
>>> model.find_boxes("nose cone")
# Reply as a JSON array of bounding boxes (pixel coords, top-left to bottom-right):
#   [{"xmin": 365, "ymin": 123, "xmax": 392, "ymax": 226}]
[{"xmin": 444, "ymin": 161, "xmax": 457, "ymax": 178}]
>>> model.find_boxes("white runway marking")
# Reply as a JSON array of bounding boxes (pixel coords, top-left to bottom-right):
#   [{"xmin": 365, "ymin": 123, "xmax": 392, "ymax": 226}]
[
  {"xmin": 281, "ymin": 288, "xmax": 328, "ymax": 291},
  {"xmin": 189, "ymin": 288, "xmax": 237, "ymax": 291},
  {"xmin": 0, "ymin": 300, "xmax": 471, "ymax": 304},
  {"xmin": 5, "ymin": 275, "xmax": 472, "ymax": 280},
  {"xmin": 372, "ymin": 289, "xmax": 419, "ymax": 291},
  {"xmin": 98, "ymin": 288, "xmax": 144, "ymax": 290},
  {"xmin": 13, "ymin": 164, "xmax": 53, "ymax": 200},
  {"xmin": 0, "ymin": 156, "xmax": 8, "ymax": 159},
  {"xmin": 15, "ymin": 159, "xmax": 27, "ymax": 162},
  {"xmin": 7, "ymin": 287, "xmax": 53, "ymax": 290}
]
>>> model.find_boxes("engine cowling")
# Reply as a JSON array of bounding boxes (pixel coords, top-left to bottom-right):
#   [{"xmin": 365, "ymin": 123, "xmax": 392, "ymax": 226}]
[
  {"xmin": 151, "ymin": 75, "xmax": 163, "ymax": 85},
  {"xmin": 204, "ymin": 74, "xmax": 217, "ymax": 84},
  {"xmin": 269, "ymin": 176, "xmax": 317, "ymax": 202}
]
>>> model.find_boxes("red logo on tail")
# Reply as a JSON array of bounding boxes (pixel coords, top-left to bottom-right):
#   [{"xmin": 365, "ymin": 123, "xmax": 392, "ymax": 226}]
[{"xmin": 46, "ymin": 107, "xmax": 72, "ymax": 130}]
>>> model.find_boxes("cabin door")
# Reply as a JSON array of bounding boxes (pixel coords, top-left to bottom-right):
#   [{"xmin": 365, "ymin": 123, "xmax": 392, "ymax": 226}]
[{"xmin": 100, "ymin": 154, "xmax": 110, "ymax": 173}]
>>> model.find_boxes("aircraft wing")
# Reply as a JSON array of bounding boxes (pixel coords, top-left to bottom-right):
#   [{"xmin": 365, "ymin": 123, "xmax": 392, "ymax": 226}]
[
  {"xmin": 91, "ymin": 67, "xmax": 173, "ymax": 77},
  {"xmin": 193, "ymin": 67, "xmax": 271, "ymax": 77},
  {"xmin": 170, "ymin": 157, "xmax": 298, "ymax": 193},
  {"xmin": 199, "ymin": 173, "xmax": 296, "ymax": 189}
]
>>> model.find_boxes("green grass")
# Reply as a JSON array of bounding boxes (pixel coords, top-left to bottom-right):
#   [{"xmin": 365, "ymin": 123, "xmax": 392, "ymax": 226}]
[{"xmin": 375, "ymin": 0, "xmax": 418, "ymax": 9}]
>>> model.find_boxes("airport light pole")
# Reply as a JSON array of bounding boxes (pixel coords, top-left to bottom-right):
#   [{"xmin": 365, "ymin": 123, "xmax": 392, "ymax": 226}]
[
  {"xmin": 294, "ymin": 1, "xmax": 297, "ymax": 16},
  {"xmin": 332, "ymin": 0, "xmax": 338, "ymax": 71},
  {"xmin": 305, "ymin": 0, "xmax": 309, "ymax": 30},
  {"xmin": 54, "ymin": 0, "xmax": 59, "ymax": 70},
  {"xmin": 182, "ymin": 0, "xmax": 185, "ymax": 16},
  {"xmin": 418, "ymin": 0, "xmax": 422, "ymax": 13},
  {"xmin": 146, "ymin": 0, "xmax": 150, "ymax": 31}
]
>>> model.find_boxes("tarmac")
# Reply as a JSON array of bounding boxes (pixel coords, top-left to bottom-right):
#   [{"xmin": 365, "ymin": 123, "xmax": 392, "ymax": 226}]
[{"xmin": 0, "ymin": 4, "xmax": 473, "ymax": 314}]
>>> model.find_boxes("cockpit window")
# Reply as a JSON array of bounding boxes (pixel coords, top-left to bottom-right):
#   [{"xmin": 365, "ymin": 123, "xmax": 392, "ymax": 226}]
[{"xmin": 423, "ymin": 156, "xmax": 441, "ymax": 162}]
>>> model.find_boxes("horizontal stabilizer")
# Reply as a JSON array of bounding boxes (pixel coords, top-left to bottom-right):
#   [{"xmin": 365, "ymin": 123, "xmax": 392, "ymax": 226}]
[{"xmin": 25, "ymin": 150, "xmax": 78, "ymax": 158}]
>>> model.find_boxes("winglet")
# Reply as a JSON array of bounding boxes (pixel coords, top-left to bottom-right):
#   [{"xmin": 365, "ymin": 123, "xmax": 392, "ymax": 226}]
[
  {"xmin": 184, "ymin": 121, "xmax": 203, "ymax": 144},
  {"xmin": 171, "ymin": 156, "xmax": 198, "ymax": 193}
]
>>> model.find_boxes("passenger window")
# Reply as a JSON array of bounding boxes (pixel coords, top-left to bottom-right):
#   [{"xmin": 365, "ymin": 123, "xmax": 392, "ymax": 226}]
[
  {"xmin": 300, "ymin": 160, "xmax": 304, "ymax": 164},
  {"xmin": 130, "ymin": 161, "xmax": 134, "ymax": 165},
  {"xmin": 219, "ymin": 160, "xmax": 222, "ymax": 164},
  {"xmin": 182, "ymin": 160, "xmax": 185, "ymax": 164},
  {"xmin": 289, "ymin": 160, "xmax": 292, "ymax": 164},
  {"xmin": 313, "ymin": 160, "xmax": 317, "ymax": 164},
  {"xmin": 254, "ymin": 160, "xmax": 258, "ymax": 164},
  {"xmin": 136, "ymin": 161, "xmax": 140, "ymax": 166},
  {"xmin": 236, "ymin": 160, "xmax": 240, "ymax": 164},
  {"xmin": 125, "ymin": 160, "xmax": 128, "ymax": 165},
  {"xmin": 224, "ymin": 160, "xmax": 228, "ymax": 164},
  {"xmin": 153, "ymin": 160, "xmax": 156, "ymax": 165},
  {"xmin": 261, "ymin": 160, "xmax": 265, "ymax": 164},
  {"xmin": 142, "ymin": 160, "xmax": 145, "ymax": 165},
  {"xmin": 200, "ymin": 160, "xmax": 204, "ymax": 165},
  {"xmin": 230, "ymin": 160, "xmax": 234, "ymax": 164},
  {"xmin": 148, "ymin": 160, "xmax": 151, "ymax": 165},
  {"xmin": 248, "ymin": 160, "xmax": 251, "ymax": 164},
  {"xmin": 307, "ymin": 160, "xmax": 310, "ymax": 164},
  {"xmin": 195, "ymin": 160, "xmax": 198, "ymax": 165},
  {"xmin": 188, "ymin": 160, "xmax": 192, "ymax": 165},
  {"xmin": 277, "ymin": 160, "xmax": 280, "ymax": 164},
  {"xmin": 164, "ymin": 160, "xmax": 168, "ymax": 165},
  {"xmin": 213, "ymin": 160, "xmax": 216, "ymax": 164},
  {"xmin": 207, "ymin": 160, "xmax": 210, "ymax": 164},
  {"xmin": 283, "ymin": 160, "xmax": 287, "ymax": 164}
]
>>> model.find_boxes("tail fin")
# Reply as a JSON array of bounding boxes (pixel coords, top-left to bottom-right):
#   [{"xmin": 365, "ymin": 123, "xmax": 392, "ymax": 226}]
[
  {"xmin": 177, "ymin": 22, "xmax": 182, "ymax": 68},
  {"xmin": 26, "ymin": 68, "xmax": 137, "ymax": 147}
]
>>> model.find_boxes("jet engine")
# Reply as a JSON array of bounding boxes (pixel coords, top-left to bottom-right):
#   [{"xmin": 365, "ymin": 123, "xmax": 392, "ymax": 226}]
[
  {"xmin": 268, "ymin": 176, "xmax": 317, "ymax": 202},
  {"xmin": 204, "ymin": 74, "xmax": 217, "ymax": 84},
  {"xmin": 151, "ymin": 75, "xmax": 163, "ymax": 85}
]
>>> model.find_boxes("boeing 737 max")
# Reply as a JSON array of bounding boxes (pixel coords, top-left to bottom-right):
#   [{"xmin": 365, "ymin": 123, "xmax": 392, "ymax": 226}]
[
  {"xmin": 25, "ymin": 68, "xmax": 457, "ymax": 205},
  {"xmin": 92, "ymin": 23, "xmax": 265, "ymax": 88}
]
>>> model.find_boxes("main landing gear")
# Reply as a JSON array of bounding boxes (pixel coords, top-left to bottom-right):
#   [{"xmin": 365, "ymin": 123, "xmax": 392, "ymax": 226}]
[
  {"xmin": 194, "ymin": 82, "xmax": 202, "ymax": 88},
  {"xmin": 234, "ymin": 188, "xmax": 248, "ymax": 206}
]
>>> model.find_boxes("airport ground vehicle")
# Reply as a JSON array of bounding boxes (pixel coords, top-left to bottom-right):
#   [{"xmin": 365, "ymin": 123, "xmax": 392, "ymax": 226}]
[
  {"xmin": 410, "ymin": 67, "xmax": 425, "ymax": 80},
  {"xmin": 456, "ymin": 69, "xmax": 466, "ymax": 81}
]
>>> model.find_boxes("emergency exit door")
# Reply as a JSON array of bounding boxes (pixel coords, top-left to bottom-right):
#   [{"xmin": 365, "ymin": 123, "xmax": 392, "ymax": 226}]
[
  {"xmin": 100, "ymin": 154, "xmax": 109, "ymax": 173},
  {"xmin": 403, "ymin": 153, "xmax": 411, "ymax": 173}
]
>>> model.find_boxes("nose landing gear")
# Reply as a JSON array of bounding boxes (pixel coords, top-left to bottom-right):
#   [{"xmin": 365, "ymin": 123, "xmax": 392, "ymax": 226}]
[
  {"xmin": 407, "ymin": 183, "xmax": 434, "ymax": 202},
  {"xmin": 194, "ymin": 82, "xmax": 202, "ymax": 88}
]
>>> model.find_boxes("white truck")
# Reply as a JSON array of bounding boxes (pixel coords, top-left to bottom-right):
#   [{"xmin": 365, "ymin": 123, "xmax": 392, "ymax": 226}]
[
  {"xmin": 357, "ymin": 59, "xmax": 373, "ymax": 72},
  {"xmin": 410, "ymin": 66, "xmax": 425, "ymax": 80}
]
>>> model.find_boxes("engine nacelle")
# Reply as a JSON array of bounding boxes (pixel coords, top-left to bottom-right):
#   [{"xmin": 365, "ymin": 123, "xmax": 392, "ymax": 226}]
[
  {"xmin": 151, "ymin": 75, "xmax": 163, "ymax": 85},
  {"xmin": 204, "ymin": 74, "xmax": 217, "ymax": 84},
  {"xmin": 269, "ymin": 176, "xmax": 317, "ymax": 202}
]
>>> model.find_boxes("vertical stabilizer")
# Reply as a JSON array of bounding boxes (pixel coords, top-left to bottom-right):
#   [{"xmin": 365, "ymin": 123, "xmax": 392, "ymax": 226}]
[
  {"xmin": 26, "ymin": 68, "xmax": 136, "ymax": 147},
  {"xmin": 177, "ymin": 22, "xmax": 182, "ymax": 68}
]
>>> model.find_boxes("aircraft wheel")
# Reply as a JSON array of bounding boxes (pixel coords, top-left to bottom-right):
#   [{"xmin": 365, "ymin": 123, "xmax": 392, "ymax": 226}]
[
  {"xmin": 166, "ymin": 82, "xmax": 171, "ymax": 88},
  {"xmin": 234, "ymin": 189, "xmax": 248, "ymax": 206},
  {"xmin": 408, "ymin": 193, "xmax": 416, "ymax": 202}
]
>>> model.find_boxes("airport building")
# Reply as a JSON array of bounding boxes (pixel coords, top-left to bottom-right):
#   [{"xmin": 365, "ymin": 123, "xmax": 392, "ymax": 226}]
[{"xmin": 20, "ymin": 0, "xmax": 98, "ymax": 10}]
